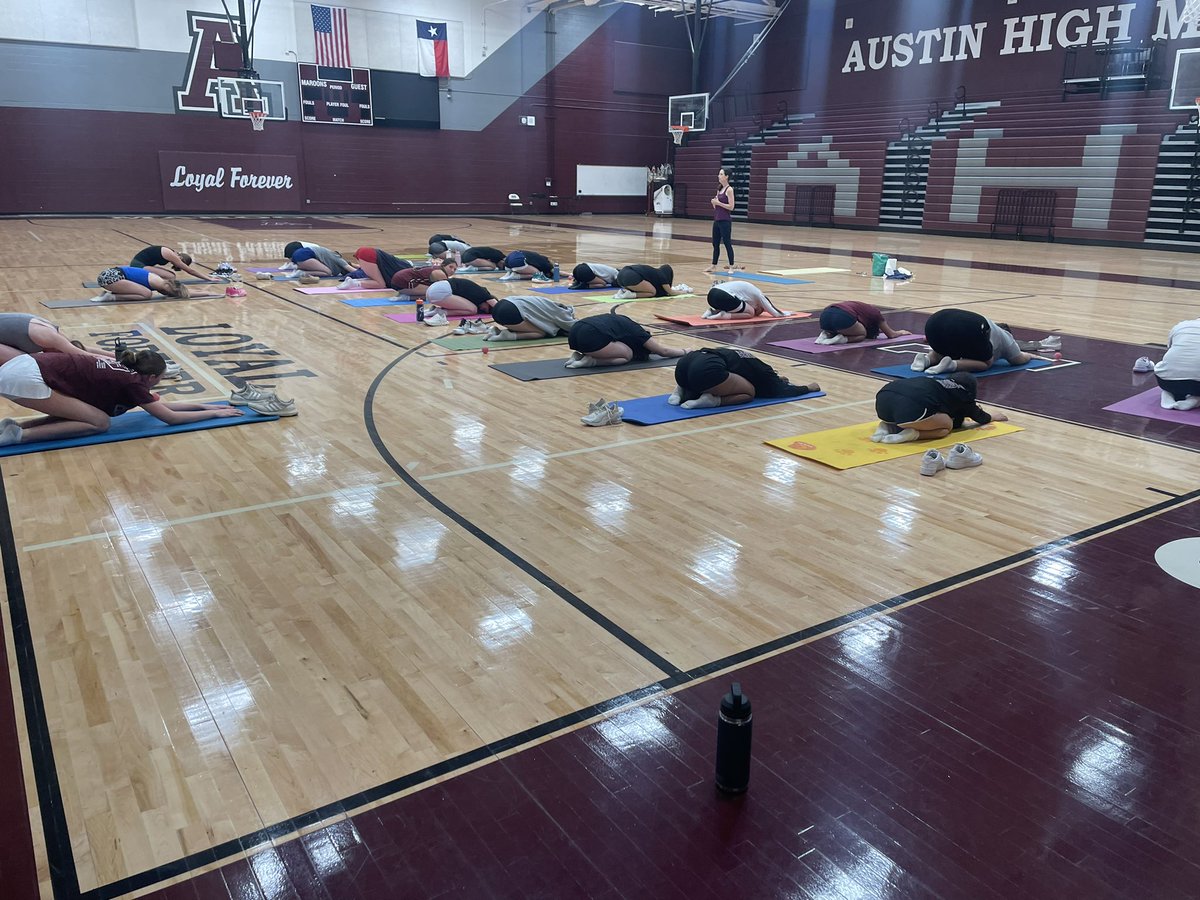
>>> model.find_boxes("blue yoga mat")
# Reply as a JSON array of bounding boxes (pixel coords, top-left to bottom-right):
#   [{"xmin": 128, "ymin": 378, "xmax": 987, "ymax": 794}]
[
  {"xmin": 0, "ymin": 405, "xmax": 278, "ymax": 458},
  {"xmin": 870, "ymin": 358, "xmax": 1053, "ymax": 379},
  {"xmin": 532, "ymin": 284, "xmax": 582, "ymax": 295},
  {"xmin": 339, "ymin": 297, "xmax": 414, "ymax": 308},
  {"xmin": 617, "ymin": 391, "xmax": 825, "ymax": 425},
  {"xmin": 715, "ymin": 273, "xmax": 814, "ymax": 286}
]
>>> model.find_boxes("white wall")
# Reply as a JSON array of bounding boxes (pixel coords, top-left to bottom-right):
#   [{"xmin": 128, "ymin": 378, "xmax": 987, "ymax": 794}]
[{"xmin": 0, "ymin": 0, "xmax": 530, "ymax": 77}]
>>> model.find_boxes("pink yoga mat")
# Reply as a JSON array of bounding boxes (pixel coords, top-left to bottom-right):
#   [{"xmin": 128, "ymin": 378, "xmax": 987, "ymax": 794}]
[
  {"xmin": 769, "ymin": 333, "xmax": 926, "ymax": 354},
  {"xmin": 295, "ymin": 285, "xmax": 392, "ymax": 295},
  {"xmin": 385, "ymin": 312, "xmax": 492, "ymax": 324},
  {"xmin": 1102, "ymin": 388, "xmax": 1200, "ymax": 425},
  {"xmin": 655, "ymin": 312, "xmax": 811, "ymax": 327}
]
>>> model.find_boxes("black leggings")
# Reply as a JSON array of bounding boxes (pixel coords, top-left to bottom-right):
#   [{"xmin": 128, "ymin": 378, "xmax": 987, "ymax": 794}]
[{"xmin": 712, "ymin": 220, "xmax": 734, "ymax": 266}]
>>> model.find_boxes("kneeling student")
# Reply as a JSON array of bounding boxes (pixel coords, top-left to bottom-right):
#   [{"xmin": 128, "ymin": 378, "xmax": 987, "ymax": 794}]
[
  {"xmin": 671, "ymin": 348, "xmax": 819, "ymax": 409},
  {"xmin": 485, "ymin": 297, "xmax": 575, "ymax": 342},
  {"xmin": 704, "ymin": 282, "xmax": 788, "ymax": 319},
  {"xmin": 565, "ymin": 314, "xmax": 686, "ymax": 368},
  {"xmin": 872, "ymin": 372, "xmax": 1008, "ymax": 444}
]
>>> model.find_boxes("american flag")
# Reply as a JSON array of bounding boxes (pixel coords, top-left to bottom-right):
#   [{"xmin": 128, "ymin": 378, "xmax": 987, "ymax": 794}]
[{"xmin": 311, "ymin": 4, "xmax": 350, "ymax": 68}]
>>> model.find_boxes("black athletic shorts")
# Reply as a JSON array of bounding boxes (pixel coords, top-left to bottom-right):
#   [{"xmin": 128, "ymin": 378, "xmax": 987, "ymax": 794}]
[
  {"xmin": 568, "ymin": 314, "xmax": 651, "ymax": 358},
  {"xmin": 925, "ymin": 309, "xmax": 992, "ymax": 362},
  {"xmin": 674, "ymin": 348, "xmax": 800, "ymax": 400},
  {"xmin": 1157, "ymin": 375, "xmax": 1200, "ymax": 401}
]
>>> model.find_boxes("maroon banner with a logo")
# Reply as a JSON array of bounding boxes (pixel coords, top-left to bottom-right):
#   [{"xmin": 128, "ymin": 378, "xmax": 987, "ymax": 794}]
[{"xmin": 159, "ymin": 151, "xmax": 301, "ymax": 211}]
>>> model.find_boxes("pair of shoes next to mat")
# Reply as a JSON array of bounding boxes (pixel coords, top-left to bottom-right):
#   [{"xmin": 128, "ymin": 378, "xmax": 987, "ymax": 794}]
[
  {"xmin": 229, "ymin": 383, "xmax": 298, "ymax": 417},
  {"xmin": 581, "ymin": 399, "xmax": 623, "ymax": 427},
  {"xmin": 672, "ymin": 283, "xmax": 692, "ymax": 293},
  {"xmin": 423, "ymin": 310, "xmax": 450, "ymax": 327},
  {"xmin": 565, "ymin": 351, "xmax": 598, "ymax": 369},
  {"xmin": 452, "ymin": 318, "xmax": 489, "ymax": 335},
  {"xmin": 1133, "ymin": 356, "xmax": 1156, "ymax": 373},
  {"xmin": 920, "ymin": 444, "xmax": 983, "ymax": 476},
  {"xmin": 531, "ymin": 273, "xmax": 553, "ymax": 284}
]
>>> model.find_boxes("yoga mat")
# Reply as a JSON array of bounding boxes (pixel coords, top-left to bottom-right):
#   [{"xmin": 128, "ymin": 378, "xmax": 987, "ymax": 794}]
[
  {"xmin": 765, "ymin": 420, "xmax": 1024, "ymax": 470},
  {"xmin": 339, "ymin": 297, "xmax": 414, "ymax": 308},
  {"xmin": 714, "ymin": 273, "xmax": 814, "ymax": 285},
  {"xmin": 385, "ymin": 312, "xmax": 493, "ymax": 324},
  {"xmin": 1103, "ymin": 388, "xmax": 1200, "ymax": 425},
  {"xmin": 42, "ymin": 295, "xmax": 210, "ymax": 309},
  {"xmin": 655, "ymin": 312, "xmax": 811, "ymax": 328},
  {"xmin": 763, "ymin": 267, "xmax": 851, "ymax": 276},
  {"xmin": 294, "ymin": 285, "xmax": 393, "ymax": 295},
  {"xmin": 769, "ymin": 334, "xmax": 926, "ymax": 354},
  {"xmin": 82, "ymin": 277, "xmax": 214, "ymax": 288},
  {"xmin": 531, "ymin": 284, "xmax": 581, "ymax": 295},
  {"xmin": 489, "ymin": 356, "xmax": 679, "ymax": 382},
  {"xmin": 0, "ymin": 405, "xmax": 278, "ymax": 458},
  {"xmin": 870, "ymin": 358, "xmax": 1054, "ymax": 379},
  {"xmin": 618, "ymin": 391, "xmax": 825, "ymax": 426},
  {"xmin": 594, "ymin": 293, "xmax": 696, "ymax": 305},
  {"xmin": 431, "ymin": 334, "xmax": 568, "ymax": 352}
]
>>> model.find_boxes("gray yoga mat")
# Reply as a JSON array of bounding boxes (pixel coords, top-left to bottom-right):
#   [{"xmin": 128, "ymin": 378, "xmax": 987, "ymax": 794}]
[
  {"xmin": 489, "ymin": 356, "xmax": 679, "ymax": 381},
  {"xmin": 42, "ymin": 295, "xmax": 204, "ymax": 309}
]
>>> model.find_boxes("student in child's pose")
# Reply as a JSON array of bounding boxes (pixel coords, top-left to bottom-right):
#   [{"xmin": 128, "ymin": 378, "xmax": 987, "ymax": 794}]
[
  {"xmin": 816, "ymin": 301, "xmax": 911, "ymax": 343},
  {"xmin": 703, "ymin": 282, "xmax": 789, "ymax": 319},
  {"xmin": 566, "ymin": 313, "xmax": 686, "ymax": 368},
  {"xmin": 872, "ymin": 372, "xmax": 1008, "ymax": 443},
  {"xmin": 670, "ymin": 348, "xmax": 819, "ymax": 409}
]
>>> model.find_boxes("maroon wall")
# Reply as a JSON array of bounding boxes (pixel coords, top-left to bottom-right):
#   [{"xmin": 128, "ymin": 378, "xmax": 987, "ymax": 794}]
[{"xmin": 0, "ymin": 7, "xmax": 690, "ymax": 215}]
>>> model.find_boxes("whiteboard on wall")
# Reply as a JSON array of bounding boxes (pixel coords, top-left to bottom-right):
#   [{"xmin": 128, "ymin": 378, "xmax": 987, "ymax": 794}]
[{"xmin": 576, "ymin": 165, "xmax": 648, "ymax": 197}]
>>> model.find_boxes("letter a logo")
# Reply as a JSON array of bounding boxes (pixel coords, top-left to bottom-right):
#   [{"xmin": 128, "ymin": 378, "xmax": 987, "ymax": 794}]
[{"xmin": 174, "ymin": 11, "xmax": 239, "ymax": 113}]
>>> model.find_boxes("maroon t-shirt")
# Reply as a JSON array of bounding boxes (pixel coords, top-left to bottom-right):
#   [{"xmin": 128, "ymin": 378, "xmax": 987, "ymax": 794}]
[
  {"xmin": 832, "ymin": 301, "xmax": 885, "ymax": 338},
  {"xmin": 390, "ymin": 265, "xmax": 439, "ymax": 290},
  {"xmin": 35, "ymin": 354, "xmax": 158, "ymax": 415}
]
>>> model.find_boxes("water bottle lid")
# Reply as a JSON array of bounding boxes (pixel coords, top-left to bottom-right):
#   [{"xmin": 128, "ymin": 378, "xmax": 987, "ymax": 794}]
[{"xmin": 720, "ymin": 682, "xmax": 751, "ymax": 719}]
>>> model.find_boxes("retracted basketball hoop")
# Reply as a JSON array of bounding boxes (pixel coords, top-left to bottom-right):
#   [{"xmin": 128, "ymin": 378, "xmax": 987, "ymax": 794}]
[
  {"xmin": 669, "ymin": 125, "xmax": 690, "ymax": 146},
  {"xmin": 249, "ymin": 109, "xmax": 266, "ymax": 132}
]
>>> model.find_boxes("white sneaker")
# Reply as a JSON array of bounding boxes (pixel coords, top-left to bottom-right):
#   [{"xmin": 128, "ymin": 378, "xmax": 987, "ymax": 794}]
[
  {"xmin": 945, "ymin": 443, "xmax": 983, "ymax": 469},
  {"xmin": 910, "ymin": 352, "xmax": 929, "ymax": 372},
  {"xmin": 1038, "ymin": 336, "xmax": 1061, "ymax": 350},
  {"xmin": 586, "ymin": 397, "xmax": 608, "ymax": 413},
  {"xmin": 245, "ymin": 395, "xmax": 298, "ymax": 417},
  {"xmin": 919, "ymin": 449, "xmax": 946, "ymax": 476},
  {"xmin": 581, "ymin": 402, "xmax": 623, "ymax": 426},
  {"xmin": 162, "ymin": 361, "xmax": 183, "ymax": 379},
  {"xmin": 230, "ymin": 383, "xmax": 278, "ymax": 406},
  {"xmin": 1132, "ymin": 356, "xmax": 1155, "ymax": 373},
  {"xmin": 498, "ymin": 271, "xmax": 521, "ymax": 281},
  {"xmin": 612, "ymin": 288, "xmax": 636, "ymax": 300},
  {"xmin": 531, "ymin": 273, "xmax": 553, "ymax": 284},
  {"xmin": 424, "ymin": 310, "xmax": 449, "ymax": 327},
  {"xmin": 672, "ymin": 283, "xmax": 692, "ymax": 293}
]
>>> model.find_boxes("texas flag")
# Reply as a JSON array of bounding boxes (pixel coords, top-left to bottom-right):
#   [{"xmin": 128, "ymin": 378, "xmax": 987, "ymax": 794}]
[{"xmin": 416, "ymin": 20, "xmax": 450, "ymax": 78}]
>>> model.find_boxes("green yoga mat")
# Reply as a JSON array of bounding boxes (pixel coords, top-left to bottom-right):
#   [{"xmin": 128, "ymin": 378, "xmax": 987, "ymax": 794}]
[{"xmin": 431, "ymin": 334, "xmax": 569, "ymax": 352}]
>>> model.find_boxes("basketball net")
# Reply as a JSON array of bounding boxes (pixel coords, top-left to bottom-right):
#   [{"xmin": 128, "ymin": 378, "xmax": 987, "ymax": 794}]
[
  {"xmin": 669, "ymin": 125, "xmax": 690, "ymax": 146},
  {"xmin": 1185, "ymin": 0, "xmax": 1200, "ymax": 26},
  {"xmin": 249, "ymin": 109, "xmax": 266, "ymax": 132}
]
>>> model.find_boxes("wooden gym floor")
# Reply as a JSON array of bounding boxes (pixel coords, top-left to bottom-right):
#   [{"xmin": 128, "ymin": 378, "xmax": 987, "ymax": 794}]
[{"xmin": 0, "ymin": 214, "xmax": 1198, "ymax": 899}]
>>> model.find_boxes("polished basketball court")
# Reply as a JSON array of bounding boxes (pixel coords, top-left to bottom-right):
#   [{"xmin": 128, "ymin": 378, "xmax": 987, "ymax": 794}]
[{"xmin": 0, "ymin": 212, "xmax": 1197, "ymax": 897}]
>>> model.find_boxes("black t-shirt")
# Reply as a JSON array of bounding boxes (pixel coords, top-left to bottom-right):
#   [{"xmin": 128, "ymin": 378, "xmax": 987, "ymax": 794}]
[
  {"xmin": 925, "ymin": 309, "xmax": 992, "ymax": 362},
  {"xmin": 520, "ymin": 250, "xmax": 553, "ymax": 275},
  {"xmin": 621, "ymin": 264, "xmax": 671, "ymax": 296},
  {"xmin": 130, "ymin": 246, "xmax": 168, "ymax": 268},
  {"xmin": 446, "ymin": 277, "xmax": 495, "ymax": 307},
  {"xmin": 877, "ymin": 375, "xmax": 992, "ymax": 429},
  {"xmin": 568, "ymin": 314, "xmax": 650, "ymax": 353},
  {"xmin": 461, "ymin": 247, "xmax": 506, "ymax": 266}
]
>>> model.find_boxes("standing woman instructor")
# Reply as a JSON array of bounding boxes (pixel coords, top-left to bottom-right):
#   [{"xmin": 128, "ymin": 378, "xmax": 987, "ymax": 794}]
[{"xmin": 706, "ymin": 168, "xmax": 737, "ymax": 274}]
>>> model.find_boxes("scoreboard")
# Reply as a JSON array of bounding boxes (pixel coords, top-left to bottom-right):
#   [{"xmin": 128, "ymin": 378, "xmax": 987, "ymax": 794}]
[{"xmin": 297, "ymin": 64, "xmax": 373, "ymax": 126}]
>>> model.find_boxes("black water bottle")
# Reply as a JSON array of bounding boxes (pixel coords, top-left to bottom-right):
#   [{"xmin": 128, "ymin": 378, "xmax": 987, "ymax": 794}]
[{"xmin": 715, "ymin": 682, "xmax": 752, "ymax": 793}]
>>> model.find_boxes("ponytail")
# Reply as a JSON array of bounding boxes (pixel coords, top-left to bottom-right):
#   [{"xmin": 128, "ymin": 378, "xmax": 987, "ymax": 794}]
[{"xmin": 117, "ymin": 348, "xmax": 166, "ymax": 377}]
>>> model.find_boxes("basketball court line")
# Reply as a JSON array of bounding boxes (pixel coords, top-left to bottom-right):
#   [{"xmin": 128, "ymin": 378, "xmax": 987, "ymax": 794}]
[{"xmin": 11, "ymin": 474, "xmax": 1195, "ymax": 899}]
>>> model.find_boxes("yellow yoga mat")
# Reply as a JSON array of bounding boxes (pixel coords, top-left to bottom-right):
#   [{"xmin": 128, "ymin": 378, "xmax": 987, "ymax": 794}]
[
  {"xmin": 764, "ymin": 267, "xmax": 851, "ymax": 276},
  {"xmin": 766, "ymin": 420, "xmax": 1024, "ymax": 470}
]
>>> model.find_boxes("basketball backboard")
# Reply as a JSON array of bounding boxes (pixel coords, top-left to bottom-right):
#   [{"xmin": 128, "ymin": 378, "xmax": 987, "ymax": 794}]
[
  {"xmin": 668, "ymin": 93, "xmax": 709, "ymax": 132},
  {"xmin": 1170, "ymin": 48, "xmax": 1200, "ymax": 109},
  {"xmin": 216, "ymin": 78, "xmax": 287, "ymax": 120}
]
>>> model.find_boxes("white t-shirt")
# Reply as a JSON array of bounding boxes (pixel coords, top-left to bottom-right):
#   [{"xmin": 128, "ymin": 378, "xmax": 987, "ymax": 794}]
[{"xmin": 1156, "ymin": 318, "xmax": 1200, "ymax": 381}]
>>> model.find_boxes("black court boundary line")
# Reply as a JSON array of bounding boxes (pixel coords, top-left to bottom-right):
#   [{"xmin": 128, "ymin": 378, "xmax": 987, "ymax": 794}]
[
  {"xmin": 496, "ymin": 216, "xmax": 1200, "ymax": 292},
  {"xmin": 4, "ymin": 469, "xmax": 1189, "ymax": 896}
]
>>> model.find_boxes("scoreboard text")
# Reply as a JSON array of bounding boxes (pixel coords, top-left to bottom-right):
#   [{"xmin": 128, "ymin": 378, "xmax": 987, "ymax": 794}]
[{"xmin": 298, "ymin": 64, "xmax": 373, "ymax": 126}]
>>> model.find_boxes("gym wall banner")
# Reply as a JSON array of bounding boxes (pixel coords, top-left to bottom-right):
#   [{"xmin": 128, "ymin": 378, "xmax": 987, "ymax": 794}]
[{"xmin": 158, "ymin": 152, "xmax": 301, "ymax": 211}]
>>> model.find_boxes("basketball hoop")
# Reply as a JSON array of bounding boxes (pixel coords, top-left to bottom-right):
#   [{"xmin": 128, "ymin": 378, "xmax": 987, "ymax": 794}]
[
  {"xmin": 1185, "ymin": 0, "xmax": 1200, "ymax": 27},
  {"xmin": 248, "ymin": 109, "xmax": 266, "ymax": 132},
  {"xmin": 669, "ymin": 125, "xmax": 690, "ymax": 146}
]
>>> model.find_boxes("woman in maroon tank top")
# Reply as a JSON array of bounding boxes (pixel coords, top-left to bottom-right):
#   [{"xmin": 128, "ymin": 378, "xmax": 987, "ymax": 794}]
[{"xmin": 706, "ymin": 168, "xmax": 738, "ymax": 273}]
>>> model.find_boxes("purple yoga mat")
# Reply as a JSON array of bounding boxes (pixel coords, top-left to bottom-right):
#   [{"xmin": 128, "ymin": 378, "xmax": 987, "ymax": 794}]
[
  {"xmin": 247, "ymin": 266, "xmax": 287, "ymax": 274},
  {"xmin": 1102, "ymin": 388, "xmax": 1200, "ymax": 425},
  {"xmin": 295, "ymin": 285, "xmax": 391, "ymax": 295},
  {"xmin": 385, "ymin": 312, "xmax": 491, "ymax": 324},
  {"xmin": 768, "ymin": 334, "xmax": 927, "ymax": 354}
]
